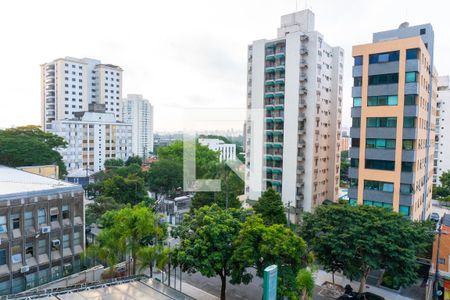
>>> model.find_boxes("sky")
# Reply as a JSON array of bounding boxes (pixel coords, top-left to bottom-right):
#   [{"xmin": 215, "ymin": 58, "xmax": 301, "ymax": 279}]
[{"xmin": 1, "ymin": 0, "xmax": 450, "ymax": 132}]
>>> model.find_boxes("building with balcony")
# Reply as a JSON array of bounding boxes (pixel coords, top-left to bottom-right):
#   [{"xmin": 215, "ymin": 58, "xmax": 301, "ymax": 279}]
[
  {"xmin": 0, "ymin": 165, "xmax": 84, "ymax": 295},
  {"xmin": 348, "ymin": 22, "xmax": 437, "ymax": 220},
  {"xmin": 50, "ymin": 111, "xmax": 132, "ymax": 173},
  {"xmin": 122, "ymin": 94, "xmax": 154, "ymax": 157},
  {"xmin": 434, "ymin": 76, "xmax": 450, "ymax": 185},
  {"xmin": 41, "ymin": 57, "xmax": 123, "ymax": 131},
  {"xmin": 198, "ymin": 138, "xmax": 236, "ymax": 162},
  {"xmin": 245, "ymin": 9, "xmax": 344, "ymax": 223}
]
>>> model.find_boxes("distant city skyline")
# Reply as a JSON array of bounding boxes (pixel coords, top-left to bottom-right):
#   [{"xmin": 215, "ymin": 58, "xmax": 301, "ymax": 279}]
[{"xmin": 1, "ymin": 0, "xmax": 450, "ymax": 131}]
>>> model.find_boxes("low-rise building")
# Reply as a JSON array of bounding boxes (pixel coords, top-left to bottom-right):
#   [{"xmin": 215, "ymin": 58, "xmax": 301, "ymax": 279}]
[
  {"xmin": 198, "ymin": 138, "xmax": 236, "ymax": 162},
  {"xmin": 0, "ymin": 165, "xmax": 85, "ymax": 295},
  {"xmin": 16, "ymin": 165, "xmax": 59, "ymax": 180}
]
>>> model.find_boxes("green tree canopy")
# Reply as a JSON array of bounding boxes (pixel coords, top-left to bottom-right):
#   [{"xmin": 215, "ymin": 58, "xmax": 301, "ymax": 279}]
[
  {"xmin": 85, "ymin": 196, "xmax": 125, "ymax": 226},
  {"xmin": 301, "ymin": 204, "xmax": 434, "ymax": 293},
  {"xmin": 125, "ymin": 156, "xmax": 143, "ymax": 166},
  {"xmin": 296, "ymin": 269, "xmax": 315, "ymax": 300},
  {"xmin": 173, "ymin": 205, "xmax": 248, "ymax": 300},
  {"xmin": 0, "ymin": 125, "xmax": 67, "ymax": 177},
  {"xmin": 231, "ymin": 215, "xmax": 309, "ymax": 299},
  {"xmin": 102, "ymin": 174, "xmax": 149, "ymax": 205},
  {"xmin": 147, "ymin": 160, "xmax": 183, "ymax": 199},
  {"xmin": 104, "ymin": 159, "xmax": 124, "ymax": 169},
  {"xmin": 253, "ymin": 188, "xmax": 287, "ymax": 226}
]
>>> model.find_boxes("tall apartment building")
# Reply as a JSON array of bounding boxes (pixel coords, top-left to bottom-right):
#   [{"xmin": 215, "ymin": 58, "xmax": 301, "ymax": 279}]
[
  {"xmin": 122, "ymin": 94, "xmax": 154, "ymax": 157},
  {"xmin": 0, "ymin": 165, "xmax": 84, "ymax": 295},
  {"xmin": 434, "ymin": 76, "xmax": 450, "ymax": 185},
  {"xmin": 41, "ymin": 57, "xmax": 123, "ymax": 131},
  {"xmin": 348, "ymin": 23, "xmax": 437, "ymax": 220},
  {"xmin": 245, "ymin": 9, "xmax": 344, "ymax": 222},
  {"xmin": 51, "ymin": 110, "xmax": 132, "ymax": 173}
]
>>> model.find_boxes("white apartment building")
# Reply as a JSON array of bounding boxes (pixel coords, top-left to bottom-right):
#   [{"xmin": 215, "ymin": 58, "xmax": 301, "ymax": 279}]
[
  {"xmin": 198, "ymin": 138, "xmax": 236, "ymax": 162},
  {"xmin": 122, "ymin": 94, "xmax": 154, "ymax": 157},
  {"xmin": 434, "ymin": 75, "xmax": 450, "ymax": 185},
  {"xmin": 51, "ymin": 111, "xmax": 132, "ymax": 173},
  {"xmin": 41, "ymin": 57, "xmax": 123, "ymax": 131},
  {"xmin": 245, "ymin": 10, "xmax": 344, "ymax": 222}
]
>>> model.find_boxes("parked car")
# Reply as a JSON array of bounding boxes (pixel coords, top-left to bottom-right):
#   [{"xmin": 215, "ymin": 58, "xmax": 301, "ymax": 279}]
[{"xmin": 429, "ymin": 212, "xmax": 440, "ymax": 222}]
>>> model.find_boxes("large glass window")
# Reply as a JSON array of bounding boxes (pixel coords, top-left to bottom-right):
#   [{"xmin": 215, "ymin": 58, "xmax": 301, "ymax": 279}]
[
  {"xmin": 368, "ymin": 95, "xmax": 398, "ymax": 106},
  {"xmin": 350, "ymin": 158, "xmax": 359, "ymax": 168},
  {"xmin": 353, "ymin": 97, "xmax": 362, "ymax": 107},
  {"xmin": 349, "ymin": 198, "xmax": 358, "ymax": 206},
  {"xmin": 406, "ymin": 48, "xmax": 419, "ymax": 60},
  {"xmin": 367, "ymin": 117, "xmax": 397, "ymax": 128},
  {"xmin": 363, "ymin": 200, "xmax": 393, "ymax": 210},
  {"xmin": 50, "ymin": 207, "xmax": 59, "ymax": 222},
  {"xmin": 354, "ymin": 56, "xmax": 363, "ymax": 66},
  {"xmin": 0, "ymin": 250, "xmax": 6, "ymax": 266},
  {"xmin": 354, "ymin": 77, "xmax": 362, "ymax": 87},
  {"xmin": 63, "ymin": 234, "xmax": 70, "ymax": 249},
  {"xmin": 400, "ymin": 184, "xmax": 413, "ymax": 194},
  {"xmin": 405, "ymin": 72, "xmax": 417, "ymax": 83},
  {"xmin": 62, "ymin": 205, "xmax": 70, "ymax": 220},
  {"xmin": 352, "ymin": 138, "xmax": 360, "ymax": 147},
  {"xmin": 25, "ymin": 242, "xmax": 33, "ymax": 259},
  {"xmin": 366, "ymin": 139, "xmax": 396, "ymax": 149},
  {"xmin": 402, "ymin": 162, "xmax": 414, "ymax": 172},
  {"xmin": 369, "ymin": 51, "xmax": 400, "ymax": 64},
  {"xmin": 0, "ymin": 217, "xmax": 7, "ymax": 234},
  {"xmin": 38, "ymin": 208, "xmax": 46, "ymax": 226},
  {"xmin": 399, "ymin": 205, "xmax": 410, "ymax": 216},
  {"xmin": 352, "ymin": 117, "xmax": 360, "ymax": 128},
  {"xmin": 368, "ymin": 73, "xmax": 399, "ymax": 85},
  {"xmin": 404, "ymin": 94, "xmax": 417, "ymax": 105},
  {"xmin": 11, "ymin": 214, "xmax": 20, "ymax": 230},
  {"xmin": 73, "ymin": 232, "xmax": 81, "ymax": 246},
  {"xmin": 38, "ymin": 240, "xmax": 47, "ymax": 255},
  {"xmin": 364, "ymin": 180, "xmax": 394, "ymax": 192},
  {"xmin": 24, "ymin": 211, "xmax": 33, "ymax": 231},
  {"xmin": 365, "ymin": 159, "xmax": 395, "ymax": 171},
  {"xmin": 403, "ymin": 117, "xmax": 415, "ymax": 128},
  {"xmin": 403, "ymin": 140, "xmax": 414, "ymax": 150}
]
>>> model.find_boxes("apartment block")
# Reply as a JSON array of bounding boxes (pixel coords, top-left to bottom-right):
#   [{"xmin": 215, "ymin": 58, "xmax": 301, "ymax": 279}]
[
  {"xmin": 245, "ymin": 9, "xmax": 344, "ymax": 222},
  {"xmin": 0, "ymin": 165, "xmax": 84, "ymax": 295},
  {"xmin": 41, "ymin": 57, "xmax": 123, "ymax": 131},
  {"xmin": 50, "ymin": 111, "xmax": 132, "ymax": 173},
  {"xmin": 348, "ymin": 23, "xmax": 437, "ymax": 220},
  {"xmin": 198, "ymin": 138, "xmax": 236, "ymax": 162},
  {"xmin": 434, "ymin": 76, "xmax": 450, "ymax": 185},
  {"xmin": 122, "ymin": 94, "xmax": 154, "ymax": 157}
]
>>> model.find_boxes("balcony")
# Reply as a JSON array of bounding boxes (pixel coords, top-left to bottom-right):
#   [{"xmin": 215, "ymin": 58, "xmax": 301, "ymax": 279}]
[
  {"xmin": 298, "ymin": 128, "xmax": 305, "ymax": 135},
  {"xmin": 273, "ymin": 129, "xmax": 283, "ymax": 136},
  {"xmin": 402, "ymin": 150, "xmax": 416, "ymax": 162},
  {"xmin": 272, "ymin": 142, "xmax": 283, "ymax": 148},
  {"xmin": 264, "ymin": 155, "xmax": 273, "ymax": 160},
  {"xmin": 273, "ymin": 154, "xmax": 283, "ymax": 161},
  {"xmin": 265, "ymin": 105, "xmax": 275, "ymax": 110},
  {"xmin": 298, "ymin": 154, "xmax": 305, "ymax": 161},
  {"xmin": 349, "ymin": 147, "xmax": 359, "ymax": 158},
  {"xmin": 404, "ymin": 105, "xmax": 419, "ymax": 117},
  {"xmin": 299, "ymin": 74, "xmax": 307, "ymax": 82},
  {"xmin": 299, "ymin": 88, "xmax": 307, "ymax": 95},
  {"xmin": 300, "ymin": 48, "xmax": 308, "ymax": 55},
  {"xmin": 265, "ymin": 130, "xmax": 274, "ymax": 136},
  {"xmin": 45, "ymin": 65, "xmax": 55, "ymax": 71},
  {"xmin": 274, "ymin": 116, "xmax": 284, "ymax": 123},
  {"xmin": 298, "ymin": 112, "xmax": 306, "ymax": 119},
  {"xmin": 264, "ymin": 142, "xmax": 273, "ymax": 148},
  {"xmin": 297, "ymin": 166, "xmax": 305, "ymax": 174},
  {"xmin": 299, "ymin": 100, "xmax": 306, "ymax": 109},
  {"xmin": 401, "ymin": 171, "xmax": 415, "ymax": 184},
  {"xmin": 300, "ymin": 34, "xmax": 309, "ymax": 41},
  {"xmin": 266, "ymin": 54, "xmax": 275, "ymax": 60},
  {"xmin": 265, "ymin": 67, "xmax": 276, "ymax": 73},
  {"xmin": 46, "ymin": 72, "xmax": 55, "ymax": 77},
  {"xmin": 298, "ymin": 139, "xmax": 306, "ymax": 148},
  {"xmin": 265, "ymin": 79, "xmax": 275, "ymax": 86},
  {"xmin": 300, "ymin": 60, "xmax": 308, "ymax": 68},
  {"xmin": 265, "ymin": 117, "xmax": 274, "ymax": 123},
  {"xmin": 274, "ymin": 103, "xmax": 284, "ymax": 110},
  {"xmin": 275, "ymin": 52, "xmax": 285, "ymax": 59},
  {"xmin": 264, "ymin": 92, "xmax": 275, "ymax": 99},
  {"xmin": 366, "ymin": 128, "xmax": 396, "ymax": 139},
  {"xmin": 365, "ymin": 148, "xmax": 395, "ymax": 161},
  {"xmin": 348, "ymin": 167, "xmax": 358, "ymax": 179},
  {"xmin": 275, "ymin": 91, "xmax": 285, "ymax": 97},
  {"xmin": 351, "ymin": 107, "xmax": 361, "ymax": 118},
  {"xmin": 350, "ymin": 127, "xmax": 360, "ymax": 138},
  {"xmin": 275, "ymin": 65, "xmax": 285, "ymax": 72},
  {"xmin": 272, "ymin": 167, "xmax": 282, "ymax": 174},
  {"xmin": 275, "ymin": 78, "xmax": 285, "ymax": 85}
]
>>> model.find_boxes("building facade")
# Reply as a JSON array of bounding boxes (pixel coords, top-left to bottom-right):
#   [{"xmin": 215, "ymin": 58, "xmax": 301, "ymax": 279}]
[
  {"xmin": 198, "ymin": 138, "xmax": 236, "ymax": 162},
  {"xmin": 434, "ymin": 76, "xmax": 450, "ymax": 185},
  {"xmin": 0, "ymin": 165, "xmax": 85, "ymax": 295},
  {"xmin": 41, "ymin": 57, "xmax": 123, "ymax": 131},
  {"xmin": 122, "ymin": 94, "xmax": 154, "ymax": 157},
  {"xmin": 50, "ymin": 111, "xmax": 132, "ymax": 173},
  {"xmin": 349, "ymin": 23, "xmax": 437, "ymax": 220},
  {"xmin": 245, "ymin": 9, "xmax": 344, "ymax": 221}
]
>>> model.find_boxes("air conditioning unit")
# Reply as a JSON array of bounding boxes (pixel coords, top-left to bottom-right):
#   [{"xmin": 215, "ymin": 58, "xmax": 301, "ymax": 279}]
[
  {"xmin": 51, "ymin": 239, "xmax": 60, "ymax": 247},
  {"xmin": 41, "ymin": 226, "xmax": 51, "ymax": 234},
  {"xmin": 20, "ymin": 266, "xmax": 29, "ymax": 273}
]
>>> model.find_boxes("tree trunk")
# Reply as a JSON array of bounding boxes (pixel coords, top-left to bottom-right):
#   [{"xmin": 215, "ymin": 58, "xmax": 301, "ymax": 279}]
[
  {"xmin": 150, "ymin": 265, "xmax": 153, "ymax": 278},
  {"xmin": 168, "ymin": 260, "xmax": 171, "ymax": 286},
  {"xmin": 219, "ymin": 272, "xmax": 226, "ymax": 300},
  {"xmin": 132, "ymin": 253, "xmax": 137, "ymax": 275},
  {"xmin": 332, "ymin": 271, "xmax": 335, "ymax": 285},
  {"xmin": 302, "ymin": 288, "xmax": 307, "ymax": 300},
  {"xmin": 358, "ymin": 268, "xmax": 370, "ymax": 294}
]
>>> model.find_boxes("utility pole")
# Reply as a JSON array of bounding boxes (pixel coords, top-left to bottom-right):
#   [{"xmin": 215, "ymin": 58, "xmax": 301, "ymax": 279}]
[
  {"xmin": 287, "ymin": 200, "xmax": 291, "ymax": 228},
  {"xmin": 434, "ymin": 222, "xmax": 445, "ymax": 300}
]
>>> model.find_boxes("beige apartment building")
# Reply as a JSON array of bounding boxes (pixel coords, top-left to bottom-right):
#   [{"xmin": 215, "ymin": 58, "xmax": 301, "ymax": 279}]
[{"xmin": 349, "ymin": 23, "xmax": 436, "ymax": 220}]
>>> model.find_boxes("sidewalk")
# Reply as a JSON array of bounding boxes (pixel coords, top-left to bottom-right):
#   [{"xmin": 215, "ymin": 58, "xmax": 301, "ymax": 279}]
[{"xmin": 315, "ymin": 270, "xmax": 414, "ymax": 300}]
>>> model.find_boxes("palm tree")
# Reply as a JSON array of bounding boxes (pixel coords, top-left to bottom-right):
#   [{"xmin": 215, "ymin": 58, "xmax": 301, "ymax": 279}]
[
  {"xmin": 137, "ymin": 246, "xmax": 158, "ymax": 277},
  {"xmin": 84, "ymin": 230, "xmax": 124, "ymax": 276},
  {"xmin": 296, "ymin": 268, "xmax": 315, "ymax": 300}
]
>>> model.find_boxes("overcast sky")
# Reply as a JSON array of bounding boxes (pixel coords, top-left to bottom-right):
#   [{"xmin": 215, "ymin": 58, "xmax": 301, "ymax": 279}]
[{"xmin": 1, "ymin": 0, "xmax": 449, "ymax": 132}]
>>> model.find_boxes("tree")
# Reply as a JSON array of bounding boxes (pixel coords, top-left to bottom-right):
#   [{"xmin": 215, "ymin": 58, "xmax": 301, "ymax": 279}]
[
  {"xmin": 301, "ymin": 204, "xmax": 434, "ymax": 293},
  {"xmin": 340, "ymin": 150, "xmax": 349, "ymax": 185},
  {"xmin": 296, "ymin": 269, "xmax": 315, "ymax": 300},
  {"xmin": 231, "ymin": 215, "xmax": 309, "ymax": 299},
  {"xmin": 102, "ymin": 175, "xmax": 148, "ymax": 205},
  {"xmin": 125, "ymin": 156, "xmax": 143, "ymax": 166},
  {"xmin": 253, "ymin": 188, "xmax": 287, "ymax": 226},
  {"xmin": 147, "ymin": 160, "xmax": 183, "ymax": 199},
  {"xmin": 85, "ymin": 196, "xmax": 125, "ymax": 225},
  {"xmin": 433, "ymin": 170, "xmax": 450, "ymax": 201},
  {"xmin": 104, "ymin": 159, "xmax": 124, "ymax": 169},
  {"xmin": 97, "ymin": 205, "xmax": 166, "ymax": 275},
  {"xmin": 173, "ymin": 205, "xmax": 248, "ymax": 300},
  {"xmin": 0, "ymin": 125, "xmax": 67, "ymax": 177}
]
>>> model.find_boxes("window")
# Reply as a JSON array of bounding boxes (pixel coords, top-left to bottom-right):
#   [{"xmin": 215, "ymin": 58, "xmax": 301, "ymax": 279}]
[
  {"xmin": 25, "ymin": 243, "xmax": 33, "ymax": 259},
  {"xmin": 363, "ymin": 200, "xmax": 393, "ymax": 210},
  {"xmin": 351, "ymin": 138, "xmax": 360, "ymax": 147},
  {"xmin": 11, "ymin": 245, "xmax": 21, "ymax": 264},
  {"xmin": 406, "ymin": 48, "xmax": 419, "ymax": 60},
  {"xmin": 402, "ymin": 162, "xmax": 414, "ymax": 172},
  {"xmin": 354, "ymin": 77, "xmax": 362, "ymax": 87},
  {"xmin": 349, "ymin": 198, "xmax": 357, "ymax": 206},
  {"xmin": 50, "ymin": 207, "xmax": 59, "ymax": 222},
  {"xmin": 367, "ymin": 95, "xmax": 398, "ymax": 106},
  {"xmin": 403, "ymin": 117, "xmax": 415, "ymax": 128},
  {"xmin": 420, "ymin": 28, "xmax": 426, "ymax": 35},
  {"xmin": 365, "ymin": 159, "xmax": 395, "ymax": 171},
  {"xmin": 369, "ymin": 51, "xmax": 399, "ymax": 64},
  {"xmin": 350, "ymin": 158, "xmax": 359, "ymax": 168},
  {"xmin": 11, "ymin": 214, "xmax": 20, "ymax": 230},
  {"xmin": 367, "ymin": 117, "xmax": 397, "ymax": 128},
  {"xmin": 24, "ymin": 211, "xmax": 33, "ymax": 230},
  {"xmin": 352, "ymin": 117, "xmax": 360, "ymax": 128},
  {"xmin": 366, "ymin": 139, "xmax": 396, "ymax": 149},
  {"xmin": 400, "ymin": 184, "xmax": 413, "ymax": 194},
  {"xmin": 38, "ymin": 240, "xmax": 47, "ymax": 255},
  {"xmin": 63, "ymin": 234, "xmax": 70, "ymax": 249},
  {"xmin": 38, "ymin": 208, "xmax": 46, "ymax": 225},
  {"xmin": 73, "ymin": 232, "xmax": 81, "ymax": 246},
  {"xmin": 399, "ymin": 205, "xmax": 410, "ymax": 216},
  {"xmin": 353, "ymin": 97, "xmax": 362, "ymax": 107},
  {"xmin": 0, "ymin": 250, "xmax": 5, "ymax": 266},
  {"xmin": 405, "ymin": 72, "xmax": 417, "ymax": 83},
  {"xmin": 403, "ymin": 140, "xmax": 414, "ymax": 150},
  {"xmin": 354, "ymin": 56, "xmax": 363, "ymax": 66},
  {"xmin": 404, "ymin": 94, "xmax": 417, "ymax": 105},
  {"xmin": 0, "ymin": 217, "xmax": 6, "ymax": 234},
  {"xmin": 368, "ymin": 73, "xmax": 399, "ymax": 85},
  {"xmin": 62, "ymin": 205, "xmax": 70, "ymax": 219},
  {"xmin": 364, "ymin": 180, "xmax": 394, "ymax": 192}
]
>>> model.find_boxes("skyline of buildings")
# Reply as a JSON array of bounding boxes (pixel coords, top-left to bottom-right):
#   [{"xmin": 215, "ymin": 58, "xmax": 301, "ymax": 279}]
[
  {"xmin": 348, "ymin": 22, "xmax": 437, "ymax": 220},
  {"xmin": 245, "ymin": 9, "xmax": 343, "ymax": 223},
  {"xmin": 434, "ymin": 75, "xmax": 450, "ymax": 185}
]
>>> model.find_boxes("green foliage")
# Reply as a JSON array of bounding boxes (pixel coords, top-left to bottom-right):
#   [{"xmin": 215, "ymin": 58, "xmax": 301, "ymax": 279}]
[
  {"xmin": 102, "ymin": 175, "xmax": 149, "ymax": 205},
  {"xmin": 301, "ymin": 204, "xmax": 434, "ymax": 293},
  {"xmin": 296, "ymin": 269, "xmax": 315, "ymax": 300},
  {"xmin": 433, "ymin": 170, "xmax": 450, "ymax": 201},
  {"xmin": 340, "ymin": 150, "xmax": 349, "ymax": 185},
  {"xmin": 147, "ymin": 160, "xmax": 183, "ymax": 198},
  {"xmin": 125, "ymin": 156, "xmax": 143, "ymax": 166},
  {"xmin": 104, "ymin": 159, "xmax": 124, "ymax": 169},
  {"xmin": 0, "ymin": 125, "xmax": 67, "ymax": 177},
  {"xmin": 85, "ymin": 196, "xmax": 125, "ymax": 226},
  {"xmin": 173, "ymin": 205, "xmax": 248, "ymax": 300},
  {"xmin": 253, "ymin": 188, "xmax": 287, "ymax": 226},
  {"xmin": 231, "ymin": 215, "xmax": 308, "ymax": 299}
]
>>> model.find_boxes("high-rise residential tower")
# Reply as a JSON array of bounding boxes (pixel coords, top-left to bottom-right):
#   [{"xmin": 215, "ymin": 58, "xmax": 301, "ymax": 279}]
[
  {"xmin": 348, "ymin": 23, "xmax": 437, "ymax": 220},
  {"xmin": 41, "ymin": 57, "xmax": 123, "ymax": 131},
  {"xmin": 434, "ymin": 76, "xmax": 450, "ymax": 185},
  {"xmin": 122, "ymin": 94, "xmax": 154, "ymax": 157},
  {"xmin": 245, "ymin": 10, "xmax": 344, "ymax": 222}
]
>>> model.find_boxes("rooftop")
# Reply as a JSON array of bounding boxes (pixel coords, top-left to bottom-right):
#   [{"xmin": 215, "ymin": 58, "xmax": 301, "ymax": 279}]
[{"xmin": 0, "ymin": 165, "xmax": 81, "ymax": 200}]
